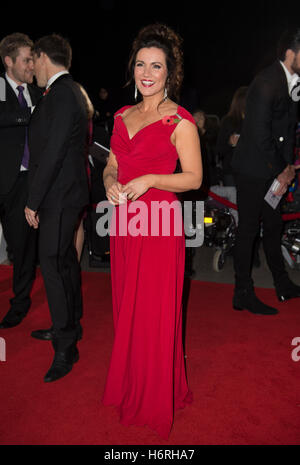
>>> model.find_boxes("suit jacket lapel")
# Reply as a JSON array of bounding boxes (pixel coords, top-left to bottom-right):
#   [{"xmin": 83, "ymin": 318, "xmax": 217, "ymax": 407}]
[
  {"xmin": 274, "ymin": 61, "xmax": 290, "ymax": 98},
  {"xmin": 2, "ymin": 74, "xmax": 20, "ymax": 108},
  {"xmin": 28, "ymin": 85, "xmax": 42, "ymax": 106},
  {"xmin": 1, "ymin": 73, "xmax": 41, "ymax": 107}
]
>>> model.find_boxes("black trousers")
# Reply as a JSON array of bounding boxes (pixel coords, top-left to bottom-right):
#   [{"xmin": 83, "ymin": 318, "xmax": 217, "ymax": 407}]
[
  {"xmin": 38, "ymin": 207, "xmax": 83, "ymax": 351},
  {"xmin": 0, "ymin": 172, "xmax": 37, "ymax": 314},
  {"xmin": 233, "ymin": 173, "xmax": 288, "ymax": 290}
]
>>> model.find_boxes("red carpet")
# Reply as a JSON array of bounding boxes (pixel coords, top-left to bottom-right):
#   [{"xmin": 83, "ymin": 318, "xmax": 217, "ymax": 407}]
[{"xmin": 0, "ymin": 264, "xmax": 300, "ymax": 445}]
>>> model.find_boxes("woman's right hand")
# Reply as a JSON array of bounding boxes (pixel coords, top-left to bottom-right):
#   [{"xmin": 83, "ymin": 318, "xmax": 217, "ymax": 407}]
[
  {"xmin": 103, "ymin": 150, "xmax": 126, "ymax": 205},
  {"xmin": 106, "ymin": 181, "xmax": 127, "ymax": 205}
]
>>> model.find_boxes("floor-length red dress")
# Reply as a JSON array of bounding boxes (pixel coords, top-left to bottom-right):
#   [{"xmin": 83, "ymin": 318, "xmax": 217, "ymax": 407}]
[{"xmin": 102, "ymin": 105, "xmax": 194, "ymax": 439}]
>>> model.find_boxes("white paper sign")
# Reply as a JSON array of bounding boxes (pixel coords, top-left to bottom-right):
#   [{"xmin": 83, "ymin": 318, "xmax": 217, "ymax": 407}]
[{"xmin": 264, "ymin": 178, "xmax": 282, "ymax": 209}]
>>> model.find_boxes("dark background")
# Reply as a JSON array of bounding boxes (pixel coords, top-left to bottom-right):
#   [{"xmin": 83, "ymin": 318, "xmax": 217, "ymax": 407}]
[{"xmin": 2, "ymin": 0, "xmax": 300, "ymax": 117}]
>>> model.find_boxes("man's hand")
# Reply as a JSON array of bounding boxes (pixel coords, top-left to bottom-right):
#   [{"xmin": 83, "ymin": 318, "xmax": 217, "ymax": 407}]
[
  {"xmin": 25, "ymin": 207, "xmax": 39, "ymax": 229},
  {"xmin": 274, "ymin": 165, "xmax": 296, "ymax": 195}
]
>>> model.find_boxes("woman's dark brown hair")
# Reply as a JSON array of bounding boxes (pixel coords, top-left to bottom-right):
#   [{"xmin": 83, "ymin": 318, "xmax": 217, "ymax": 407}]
[
  {"xmin": 127, "ymin": 23, "xmax": 184, "ymax": 102},
  {"xmin": 227, "ymin": 86, "xmax": 248, "ymax": 126}
]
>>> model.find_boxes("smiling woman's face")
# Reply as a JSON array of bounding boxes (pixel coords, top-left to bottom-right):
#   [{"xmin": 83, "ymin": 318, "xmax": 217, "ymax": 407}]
[{"xmin": 134, "ymin": 47, "xmax": 168, "ymax": 99}]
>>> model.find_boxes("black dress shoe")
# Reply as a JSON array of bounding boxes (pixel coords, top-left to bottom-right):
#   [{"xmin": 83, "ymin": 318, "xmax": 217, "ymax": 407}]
[
  {"xmin": 233, "ymin": 288, "xmax": 278, "ymax": 315},
  {"xmin": 0, "ymin": 309, "xmax": 27, "ymax": 329},
  {"xmin": 31, "ymin": 325, "xmax": 83, "ymax": 341},
  {"xmin": 0, "ymin": 319, "xmax": 22, "ymax": 329},
  {"xmin": 31, "ymin": 327, "xmax": 54, "ymax": 340},
  {"xmin": 44, "ymin": 347, "xmax": 79, "ymax": 383},
  {"xmin": 275, "ymin": 281, "xmax": 300, "ymax": 302}
]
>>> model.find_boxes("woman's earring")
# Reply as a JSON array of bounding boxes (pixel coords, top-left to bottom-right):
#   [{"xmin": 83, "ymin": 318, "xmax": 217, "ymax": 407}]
[
  {"xmin": 164, "ymin": 87, "xmax": 168, "ymax": 100},
  {"xmin": 134, "ymin": 84, "xmax": 138, "ymax": 101}
]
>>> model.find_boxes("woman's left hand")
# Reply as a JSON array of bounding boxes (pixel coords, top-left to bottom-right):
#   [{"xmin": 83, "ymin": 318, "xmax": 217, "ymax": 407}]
[{"xmin": 122, "ymin": 175, "xmax": 154, "ymax": 201}]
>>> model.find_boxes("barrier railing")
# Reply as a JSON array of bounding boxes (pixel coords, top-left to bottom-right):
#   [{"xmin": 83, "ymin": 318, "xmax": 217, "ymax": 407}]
[{"xmin": 207, "ymin": 190, "xmax": 300, "ymax": 221}]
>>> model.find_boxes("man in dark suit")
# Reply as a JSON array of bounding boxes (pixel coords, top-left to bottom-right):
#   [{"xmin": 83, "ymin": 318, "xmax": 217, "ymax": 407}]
[
  {"xmin": 0, "ymin": 33, "xmax": 41, "ymax": 329},
  {"xmin": 231, "ymin": 28, "xmax": 300, "ymax": 315},
  {"xmin": 25, "ymin": 35, "xmax": 89, "ymax": 382}
]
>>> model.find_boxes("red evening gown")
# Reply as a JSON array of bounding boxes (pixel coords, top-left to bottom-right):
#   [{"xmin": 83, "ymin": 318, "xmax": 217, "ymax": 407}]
[{"xmin": 102, "ymin": 105, "xmax": 194, "ymax": 439}]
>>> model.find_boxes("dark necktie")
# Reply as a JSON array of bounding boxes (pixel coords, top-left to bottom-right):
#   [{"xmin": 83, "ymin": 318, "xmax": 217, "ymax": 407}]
[{"xmin": 17, "ymin": 85, "xmax": 30, "ymax": 169}]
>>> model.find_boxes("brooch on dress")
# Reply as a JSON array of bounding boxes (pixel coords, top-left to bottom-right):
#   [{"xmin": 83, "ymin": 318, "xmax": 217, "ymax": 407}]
[{"xmin": 162, "ymin": 115, "xmax": 181, "ymax": 126}]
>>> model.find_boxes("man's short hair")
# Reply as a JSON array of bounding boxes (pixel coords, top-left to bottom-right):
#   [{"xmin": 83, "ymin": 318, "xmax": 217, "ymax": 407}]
[
  {"xmin": 277, "ymin": 27, "xmax": 300, "ymax": 61},
  {"xmin": 33, "ymin": 34, "xmax": 72, "ymax": 69},
  {"xmin": 0, "ymin": 32, "xmax": 33, "ymax": 69}
]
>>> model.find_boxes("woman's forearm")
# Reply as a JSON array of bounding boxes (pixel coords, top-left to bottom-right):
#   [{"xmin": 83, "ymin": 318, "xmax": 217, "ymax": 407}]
[
  {"xmin": 103, "ymin": 165, "xmax": 118, "ymax": 190},
  {"xmin": 150, "ymin": 171, "xmax": 202, "ymax": 193}
]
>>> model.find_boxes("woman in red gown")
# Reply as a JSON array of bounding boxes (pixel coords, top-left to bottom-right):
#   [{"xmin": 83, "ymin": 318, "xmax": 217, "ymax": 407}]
[{"xmin": 102, "ymin": 24, "xmax": 202, "ymax": 439}]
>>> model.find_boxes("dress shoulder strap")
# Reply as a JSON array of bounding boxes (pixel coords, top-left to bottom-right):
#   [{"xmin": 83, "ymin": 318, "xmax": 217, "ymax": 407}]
[
  {"xmin": 114, "ymin": 105, "xmax": 133, "ymax": 119},
  {"xmin": 176, "ymin": 105, "xmax": 196, "ymax": 126}
]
